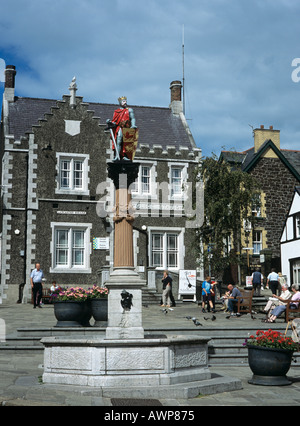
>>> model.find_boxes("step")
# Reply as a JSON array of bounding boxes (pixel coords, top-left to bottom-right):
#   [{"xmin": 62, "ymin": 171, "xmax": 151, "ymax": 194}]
[{"xmin": 208, "ymin": 344, "xmax": 247, "ymax": 355}]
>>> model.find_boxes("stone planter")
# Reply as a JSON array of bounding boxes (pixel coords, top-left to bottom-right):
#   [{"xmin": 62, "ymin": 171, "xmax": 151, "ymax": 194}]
[
  {"xmin": 91, "ymin": 298, "xmax": 108, "ymax": 326},
  {"xmin": 247, "ymin": 344, "xmax": 293, "ymax": 386},
  {"xmin": 53, "ymin": 300, "xmax": 86, "ymax": 327}
]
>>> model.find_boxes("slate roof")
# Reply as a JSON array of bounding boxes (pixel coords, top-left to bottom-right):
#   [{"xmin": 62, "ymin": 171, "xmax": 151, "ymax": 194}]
[
  {"xmin": 221, "ymin": 141, "xmax": 300, "ymax": 178},
  {"xmin": 7, "ymin": 96, "xmax": 196, "ymax": 151}
]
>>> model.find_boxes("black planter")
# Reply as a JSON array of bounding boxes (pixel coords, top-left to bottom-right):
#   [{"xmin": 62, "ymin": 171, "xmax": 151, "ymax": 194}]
[
  {"xmin": 53, "ymin": 300, "xmax": 85, "ymax": 327},
  {"xmin": 91, "ymin": 298, "xmax": 108, "ymax": 326},
  {"xmin": 81, "ymin": 300, "xmax": 92, "ymax": 327},
  {"xmin": 247, "ymin": 344, "xmax": 293, "ymax": 386}
]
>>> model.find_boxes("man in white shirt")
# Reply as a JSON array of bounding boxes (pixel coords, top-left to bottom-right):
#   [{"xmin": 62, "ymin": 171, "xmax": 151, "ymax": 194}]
[
  {"xmin": 30, "ymin": 263, "xmax": 44, "ymax": 308},
  {"xmin": 267, "ymin": 269, "xmax": 280, "ymax": 296}
]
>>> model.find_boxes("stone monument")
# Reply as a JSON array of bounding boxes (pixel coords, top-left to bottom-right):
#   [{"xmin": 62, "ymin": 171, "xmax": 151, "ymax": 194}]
[{"xmin": 41, "ymin": 96, "xmax": 242, "ymax": 398}]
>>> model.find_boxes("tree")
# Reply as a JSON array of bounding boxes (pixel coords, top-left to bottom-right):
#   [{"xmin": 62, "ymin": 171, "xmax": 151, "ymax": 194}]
[{"xmin": 193, "ymin": 153, "xmax": 260, "ymax": 280}]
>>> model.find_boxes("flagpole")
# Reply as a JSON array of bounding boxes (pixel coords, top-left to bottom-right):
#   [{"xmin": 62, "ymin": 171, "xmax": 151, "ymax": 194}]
[{"xmin": 182, "ymin": 24, "xmax": 185, "ymax": 116}]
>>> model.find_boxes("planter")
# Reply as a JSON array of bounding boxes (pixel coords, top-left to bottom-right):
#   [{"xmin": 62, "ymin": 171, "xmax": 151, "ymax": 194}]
[
  {"xmin": 247, "ymin": 344, "xmax": 293, "ymax": 386},
  {"xmin": 54, "ymin": 300, "xmax": 86, "ymax": 327},
  {"xmin": 91, "ymin": 298, "xmax": 108, "ymax": 326},
  {"xmin": 81, "ymin": 299, "xmax": 92, "ymax": 327}
]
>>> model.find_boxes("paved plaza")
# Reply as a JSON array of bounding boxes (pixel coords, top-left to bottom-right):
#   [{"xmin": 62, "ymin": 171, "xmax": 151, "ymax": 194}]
[{"xmin": 0, "ymin": 296, "xmax": 300, "ymax": 406}]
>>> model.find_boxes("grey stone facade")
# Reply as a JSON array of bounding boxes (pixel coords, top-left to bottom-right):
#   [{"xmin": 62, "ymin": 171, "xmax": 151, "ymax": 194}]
[
  {"xmin": 221, "ymin": 132, "xmax": 300, "ymax": 280},
  {"xmin": 0, "ymin": 69, "xmax": 202, "ymax": 303}
]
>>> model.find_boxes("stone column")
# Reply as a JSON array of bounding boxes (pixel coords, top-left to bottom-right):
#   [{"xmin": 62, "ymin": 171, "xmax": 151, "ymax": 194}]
[{"xmin": 105, "ymin": 162, "xmax": 146, "ymax": 340}]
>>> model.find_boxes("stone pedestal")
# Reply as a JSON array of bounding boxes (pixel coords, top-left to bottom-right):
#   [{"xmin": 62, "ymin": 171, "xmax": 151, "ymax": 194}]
[
  {"xmin": 105, "ymin": 268, "xmax": 145, "ymax": 340},
  {"xmin": 105, "ymin": 161, "xmax": 145, "ymax": 340}
]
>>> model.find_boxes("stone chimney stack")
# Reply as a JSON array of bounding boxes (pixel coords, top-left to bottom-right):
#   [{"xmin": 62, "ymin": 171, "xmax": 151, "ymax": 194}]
[
  {"xmin": 253, "ymin": 125, "xmax": 280, "ymax": 153},
  {"xmin": 4, "ymin": 65, "xmax": 16, "ymax": 102},
  {"xmin": 169, "ymin": 80, "xmax": 183, "ymax": 114}
]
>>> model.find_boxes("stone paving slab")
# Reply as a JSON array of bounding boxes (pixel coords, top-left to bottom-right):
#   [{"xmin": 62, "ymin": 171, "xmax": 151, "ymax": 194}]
[{"xmin": 0, "ymin": 297, "xmax": 300, "ymax": 406}]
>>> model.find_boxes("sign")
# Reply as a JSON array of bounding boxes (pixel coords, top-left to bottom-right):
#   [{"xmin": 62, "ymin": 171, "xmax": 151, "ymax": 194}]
[
  {"xmin": 57, "ymin": 211, "xmax": 86, "ymax": 215},
  {"xmin": 246, "ymin": 276, "xmax": 252, "ymax": 287},
  {"xmin": 179, "ymin": 270, "xmax": 197, "ymax": 295},
  {"xmin": 93, "ymin": 237, "xmax": 109, "ymax": 250}
]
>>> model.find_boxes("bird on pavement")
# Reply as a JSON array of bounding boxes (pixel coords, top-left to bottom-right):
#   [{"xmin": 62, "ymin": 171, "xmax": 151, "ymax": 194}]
[{"xmin": 192, "ymin": 318, "xmax": 202, "ymax": 326}]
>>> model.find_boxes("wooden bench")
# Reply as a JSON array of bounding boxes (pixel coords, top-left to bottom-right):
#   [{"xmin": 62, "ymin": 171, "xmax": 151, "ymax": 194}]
[
  {"xmin": 41, "ymin": 288, "xmax": 51, "ymax": 304},
  {"xmin": 237, "ymin": 288, "xmax": 254, "ymax": 314},
  {"xmin": 285, "ymin": 300, "xmax": 300, "ymax": 322}
]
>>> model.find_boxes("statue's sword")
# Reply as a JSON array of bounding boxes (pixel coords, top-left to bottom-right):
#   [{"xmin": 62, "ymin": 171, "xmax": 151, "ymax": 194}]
[{"xmin": 109, "ymin": 128, "xmax": 120, "ymax": 161}]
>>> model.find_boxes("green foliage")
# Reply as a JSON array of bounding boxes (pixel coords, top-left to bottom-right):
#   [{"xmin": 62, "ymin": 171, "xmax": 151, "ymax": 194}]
[{"xmin": 194, "ymin": 153, "xmax": 260, "ymax": 276}]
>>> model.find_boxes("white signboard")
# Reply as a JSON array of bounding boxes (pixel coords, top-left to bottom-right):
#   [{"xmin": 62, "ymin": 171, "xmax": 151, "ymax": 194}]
[
  {"xmin": 93, "ymin": 237, "xmax": 109, "ymax": 250},
  {"xmin": 179, "ymin": 270, "xmax": 197, "ymax": 295},
  {"xmin": 246, "ymin": 276, "xmax": 253, "ymax": 287}
]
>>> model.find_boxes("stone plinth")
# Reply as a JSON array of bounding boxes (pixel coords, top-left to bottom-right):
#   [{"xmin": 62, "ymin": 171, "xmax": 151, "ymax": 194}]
[
  {"xmin": 104, "ymin": 268, "xmax": 146, "ymax": 339},
  {"xmin": 106, "ymin": 161, "xmax": 145, "ymax": 339}
]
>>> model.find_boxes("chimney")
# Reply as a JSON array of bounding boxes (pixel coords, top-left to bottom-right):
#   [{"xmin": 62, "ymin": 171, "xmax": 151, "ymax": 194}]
[
  {"xmin": 169, "ymin": 80, "xmax": 183, "ymax": 114},
  {"xmin": 4, "ymin": 65, "xmax": 16, "ymax": 102},
  {"xmin": 253, "ymin": 125, "xmax": 280, "ymax": 153}
]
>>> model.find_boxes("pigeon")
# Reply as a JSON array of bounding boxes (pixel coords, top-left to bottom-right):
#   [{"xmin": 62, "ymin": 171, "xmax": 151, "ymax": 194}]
[
  {"xmin": 203, "ymin": 317, "xmax": 209, "ymax": 321},
  {"xmin": 185, "ymin": 316, "xmax": 192, "ymax": 320},
  {"xmin": 211, "ymin": 315, "xmax": 216, "ymax": 321},
  {"xmin": 163, "ymin": 308, "xmax": 168, "ymax": 315},
  {"xmin": 192, "ymin": 318, "xmax": 202, "ymax": 326}
]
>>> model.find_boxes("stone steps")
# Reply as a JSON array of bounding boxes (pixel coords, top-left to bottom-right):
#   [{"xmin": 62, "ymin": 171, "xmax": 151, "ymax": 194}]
[{"xmin": 2, "ymin": 323, "xmax": 299, "ymax": 367}]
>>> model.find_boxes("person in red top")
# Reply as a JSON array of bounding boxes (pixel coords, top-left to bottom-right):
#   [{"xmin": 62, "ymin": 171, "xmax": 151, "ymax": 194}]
[{"xmin": 106, "ymin": 96, "xmax": 137, "ymax": 161}]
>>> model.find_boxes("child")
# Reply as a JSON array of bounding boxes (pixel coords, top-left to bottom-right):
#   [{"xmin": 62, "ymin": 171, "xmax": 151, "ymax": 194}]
[{"xmin": 202, "ymin": 276, "xmax": 215, "ymax": 313}]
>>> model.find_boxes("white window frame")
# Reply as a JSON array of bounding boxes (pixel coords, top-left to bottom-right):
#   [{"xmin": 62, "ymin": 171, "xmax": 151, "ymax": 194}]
[
  {"xmin": 292, "ymin": 259, "xmax": 300, "ymax": 285},
  {"xmin": 253, "ymin": 230, "xmax": 262, "ymax": 255},
  {"xmin": 131, "ymin": 161, "xmax": 157, "ymax": 199},
  {"xmin": 148, "ymin": 226, "xmax": 185, "ymax": 271},
  {"xmin": 50, "ymin": 222, "xmax": 92, "ymax": 273},
  {"xmin": 56, "ymin": 153, "xmax": 90, "ymax": 196},
  {"xmin": 296, "ymin": 215, "xmax": 300, "ymax": 239},
  {"xmin": 168, "ymin": 162, "xmax": 188, "ymax": 200}
]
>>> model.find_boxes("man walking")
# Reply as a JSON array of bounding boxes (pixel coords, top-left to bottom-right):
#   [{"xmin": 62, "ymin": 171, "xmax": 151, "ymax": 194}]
[
  {"xmin": 30, "ymin": 263, "xmax": 44, "ymax": 308},
  {"xmin": 161, "ymin": 270, "xmax": 172, "ymax": 308},
  {"xmin": 251, "ymin": 268, "xmax": 263, "ymax": 296},
  {"xmin": 267, "ymin": 269, "xmax": 280, "ymax": 296}
]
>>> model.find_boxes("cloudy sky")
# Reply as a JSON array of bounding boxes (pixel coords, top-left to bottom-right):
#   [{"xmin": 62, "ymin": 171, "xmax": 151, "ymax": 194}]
[{"xmin": 1, "ymin": 0, "xmax": 300, "ymax": 157}]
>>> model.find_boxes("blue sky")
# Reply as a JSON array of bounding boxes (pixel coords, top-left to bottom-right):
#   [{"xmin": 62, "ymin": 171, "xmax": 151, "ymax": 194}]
[{"xmin": 1, "ymin": 0, "xmax": 300, "ymax": 157}]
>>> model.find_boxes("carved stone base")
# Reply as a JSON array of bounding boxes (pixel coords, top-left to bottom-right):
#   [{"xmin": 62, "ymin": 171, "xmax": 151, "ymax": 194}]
[{"xmin": 42, "ymin": 335, "xmax": 211, "ymax": 390}]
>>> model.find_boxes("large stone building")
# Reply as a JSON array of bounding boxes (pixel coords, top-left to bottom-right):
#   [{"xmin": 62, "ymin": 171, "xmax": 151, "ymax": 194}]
[
  {"xmin": 0, "ymin": 66, "xmax": 202, "ymax": 304},
  {"xmin": 221, "ymin": 126, "xmax": 300, "ymax": 283}
]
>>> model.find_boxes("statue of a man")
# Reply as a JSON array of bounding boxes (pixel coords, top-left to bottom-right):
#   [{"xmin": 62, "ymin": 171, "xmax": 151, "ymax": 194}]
[{"xmin": 106, "ymin": 97, "xmax": 137, "ymax": 161}]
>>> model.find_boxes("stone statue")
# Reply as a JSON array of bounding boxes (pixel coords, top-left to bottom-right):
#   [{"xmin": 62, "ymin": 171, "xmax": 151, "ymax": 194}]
[{"xmin": 106, "ymin": 96, "xmax": 138, "ymax": 161}]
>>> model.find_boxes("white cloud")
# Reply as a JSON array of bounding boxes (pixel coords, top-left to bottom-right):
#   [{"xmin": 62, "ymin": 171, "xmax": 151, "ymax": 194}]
[{"xmin": 1, "ymin": 0, "xmax": 300, "ymax": 156}]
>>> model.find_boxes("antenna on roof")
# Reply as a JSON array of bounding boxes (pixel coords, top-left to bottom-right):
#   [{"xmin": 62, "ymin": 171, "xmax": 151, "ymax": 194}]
[{"xmin": 182, "ymin": 24, "xmax": 185, "ymax": 115}]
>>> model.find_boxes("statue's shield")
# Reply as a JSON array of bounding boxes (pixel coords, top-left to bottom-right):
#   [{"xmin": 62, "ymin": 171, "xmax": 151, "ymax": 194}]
[{"xmin": 123, "ymin": 128, "xmax": 139, "ymax": 161}]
